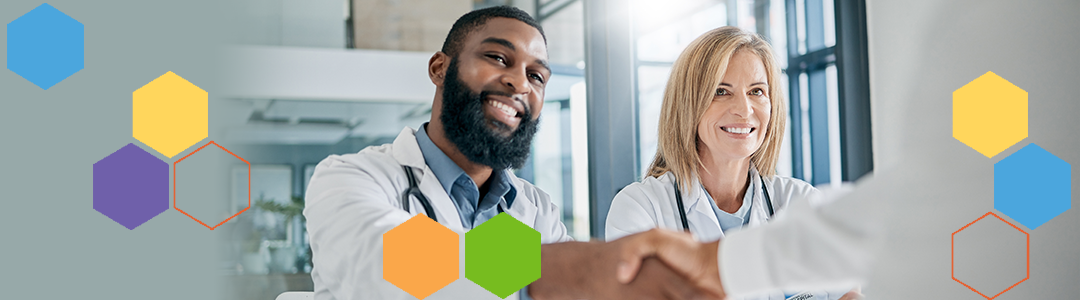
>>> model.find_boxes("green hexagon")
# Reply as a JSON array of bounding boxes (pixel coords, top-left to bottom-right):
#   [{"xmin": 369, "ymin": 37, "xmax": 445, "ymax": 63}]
[{"xmin": 465, "ymin": 213, "xmax": 540, "ymax": 298}]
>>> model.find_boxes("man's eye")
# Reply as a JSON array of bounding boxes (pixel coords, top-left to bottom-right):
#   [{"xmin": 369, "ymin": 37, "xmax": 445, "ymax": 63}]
[
  {"xmin": 530, "ymin": 74, "xmax": 545, "ymax": 83},
  {"xmin": 487, "ymin": 54, "xmax": 505, "ymax": 64},
  {"xmin": 715, "ymin": 88, "xmax": 728, "ymax": 96}
]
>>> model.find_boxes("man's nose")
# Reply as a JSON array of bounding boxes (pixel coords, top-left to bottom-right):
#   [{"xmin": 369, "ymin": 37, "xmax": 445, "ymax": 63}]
[{"xmin": 501, "ymin": 67, "xmax": 531, "ymax": 96}]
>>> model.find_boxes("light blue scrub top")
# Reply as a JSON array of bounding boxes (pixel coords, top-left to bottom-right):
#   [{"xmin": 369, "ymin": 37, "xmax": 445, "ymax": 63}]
[{"xmin": 702, "ymin": 181, "xmax": 754, "ymax": 233}]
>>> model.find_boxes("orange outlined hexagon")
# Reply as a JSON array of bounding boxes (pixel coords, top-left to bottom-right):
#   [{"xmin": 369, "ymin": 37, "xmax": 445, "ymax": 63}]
[
  {"xmin": 953, "ymin": 71, "xmax": 1028, "ymax": 158},
  {"xmin": 383, "ymin": 215, "xmax": 459, "ymax": 299},
  {"xmin": 952, "ymin": 212, "xmax": 1029, "ymax": 300},
  {"xmin": 173, "ymin": 141, "xmax": 250, "ymax": 230},
  {"xmin": 133, "ymin": 71, "xmax": 209, "ymax": 158}
]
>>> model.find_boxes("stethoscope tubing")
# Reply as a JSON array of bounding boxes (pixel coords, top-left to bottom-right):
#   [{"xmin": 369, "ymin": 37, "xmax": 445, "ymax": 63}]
[
  {"xmin": 401, "ymin": 166, "xmax": 438, "ymax": 222},
  {"xmin": 399, "ymin": 165, "xmax": 510, "ymax": 224},
  {"xmin": 673, "ymin": 174, "xmax": 774, "ymax": 232}
]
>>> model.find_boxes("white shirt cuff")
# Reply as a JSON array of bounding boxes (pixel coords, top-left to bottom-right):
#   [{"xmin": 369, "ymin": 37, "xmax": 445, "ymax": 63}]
[{"xmin": 719, "ymin": 229, "xmax": 773, "ymax": 296}]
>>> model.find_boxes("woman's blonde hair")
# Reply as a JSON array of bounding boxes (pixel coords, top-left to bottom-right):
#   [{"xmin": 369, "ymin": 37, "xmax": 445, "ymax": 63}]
[{"xmin": 646, "ymin": 26, "xmax": 787, "ymax": 190}]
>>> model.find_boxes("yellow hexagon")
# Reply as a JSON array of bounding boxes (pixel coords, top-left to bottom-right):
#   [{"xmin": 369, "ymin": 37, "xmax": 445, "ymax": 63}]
[
  {"xmin": 133, "ymin": 71, "xmax": 208, "ymax": 158},
  {"xmin": 953, "ymin": 71, "xmax": 1028, "ymax": 158}
]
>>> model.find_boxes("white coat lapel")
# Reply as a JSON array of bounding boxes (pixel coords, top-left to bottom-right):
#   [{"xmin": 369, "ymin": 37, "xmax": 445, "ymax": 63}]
[
  {"xmin": 391, "ymin": 127, "xmax": 425, "ymax": 168},
  {"xmin": 683, "ymin": 177, "xmax": 725, "ymax": 241},
  {"xmin": 418, "ymin": 168, "xmax": 465, "ymax": 232},
  {"xmin": 746, "ymin": 166, "xmax": 770, "ymax": 227},
  {"xmin": 501, "ymin": 173, "xmax": 537, "ymax": 228}
]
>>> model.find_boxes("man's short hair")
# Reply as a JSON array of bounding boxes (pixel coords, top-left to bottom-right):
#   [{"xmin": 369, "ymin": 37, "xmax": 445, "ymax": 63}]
[{"xmin": 440, "ymin": 6, "xmax": 546, "ymax": 59}]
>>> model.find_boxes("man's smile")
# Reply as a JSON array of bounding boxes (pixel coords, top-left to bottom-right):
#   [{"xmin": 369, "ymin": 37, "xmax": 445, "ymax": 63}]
[{"xmin": 484, "ymin": 95, "xmax": 525, "ymax": 130}]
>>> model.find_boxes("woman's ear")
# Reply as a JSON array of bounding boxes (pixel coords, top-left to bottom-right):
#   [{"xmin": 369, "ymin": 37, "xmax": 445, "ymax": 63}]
[{"xmin": 428, "ymin": 52, "xmax": 449, "ymax": 87}]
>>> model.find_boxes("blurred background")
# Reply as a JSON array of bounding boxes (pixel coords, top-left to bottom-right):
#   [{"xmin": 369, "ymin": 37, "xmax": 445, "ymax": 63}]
[{"xmin": 214, "ymin": 0, "xmax": 872, "ymax": 299}]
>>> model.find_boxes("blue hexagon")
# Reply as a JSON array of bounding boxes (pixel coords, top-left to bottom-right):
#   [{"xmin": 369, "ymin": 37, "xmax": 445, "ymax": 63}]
[
  {"xmin": 995, "ymin": 143, "xmax": 1072, "ymax": 230},
  {"xmin": 93, "ymin": 143, "xmax": 170, "ymax": 230},
  {"xmin": 7, "ymin": 3, "xmax": 84, "ymax": 90}
]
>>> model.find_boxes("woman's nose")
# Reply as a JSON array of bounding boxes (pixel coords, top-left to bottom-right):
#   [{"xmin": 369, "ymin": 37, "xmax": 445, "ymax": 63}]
[{"xmin": 730, "ymin": 94, "xmax": 753, "ymax": 117}]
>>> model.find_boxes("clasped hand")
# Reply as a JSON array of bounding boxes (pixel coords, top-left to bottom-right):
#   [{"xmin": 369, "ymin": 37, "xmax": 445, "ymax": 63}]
[{"xmin": 529, "ymin": 229, "xmax": 726, "ymax": 300}]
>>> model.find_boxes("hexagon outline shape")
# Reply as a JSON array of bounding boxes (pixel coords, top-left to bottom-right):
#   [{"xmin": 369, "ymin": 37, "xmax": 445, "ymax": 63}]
[
  {"xmin": 383, "ymin": 214, "xmax": 460, "ymax": 299},
  {"xmin": 132, "ymin": 71, "xmax": 209, "ymax": 158},
  {"xmin": 951, "ymin": 211, "xmax": 1029, "ymax": 300},
  {"xmin": 994, "ymin": 143, "xmax": 1072, "ymax": 230},
  {"xmin": 173, "ymin": 140, "xmax": 250, "ymax": 230},
  {"xmin": 6, "ymin": 3, "xmax": 84, "ymax": 90},
  {"xmin": 465, "ymin": 212, "xmax": 541, "ymax": 298},
  {"xmin": 952, "ymin": 71, "xmax": 1028, "ymax": 158}
]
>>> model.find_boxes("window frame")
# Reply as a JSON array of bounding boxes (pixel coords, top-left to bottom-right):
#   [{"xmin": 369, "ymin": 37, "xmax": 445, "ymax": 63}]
[{"xmin": 784, "ymin": 0, "xmax": 872, "ymax": 184}]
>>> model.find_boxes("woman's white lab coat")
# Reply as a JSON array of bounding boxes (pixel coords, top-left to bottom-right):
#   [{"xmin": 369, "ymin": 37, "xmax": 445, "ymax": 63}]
[
  {"xmin": 606, "ymin": 168, "xmax": 850, "ymax": 300},
  {"xmin": 303, "ymin": 127, "xmax": 571, "ymax": 300}
]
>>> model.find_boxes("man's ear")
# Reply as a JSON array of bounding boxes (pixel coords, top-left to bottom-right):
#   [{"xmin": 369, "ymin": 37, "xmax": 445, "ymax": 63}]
[{"xmin": 428, "ymin": 52, "xmax": 449, "ymax": 87}]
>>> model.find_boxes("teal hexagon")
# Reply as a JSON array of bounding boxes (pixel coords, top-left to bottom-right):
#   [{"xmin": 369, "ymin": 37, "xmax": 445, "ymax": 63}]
[{"xmin": 465, "ymin": 213, "xmax": 540, "ymax": 298}]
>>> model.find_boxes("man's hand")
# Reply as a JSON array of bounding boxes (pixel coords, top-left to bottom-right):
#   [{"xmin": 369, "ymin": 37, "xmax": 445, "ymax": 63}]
[
  {"xmin": 528, "ymin": 239, "xmax": 724, "ymax": 300},
  {"xmin": 612, "ymin": 229, "xmax": 724, "ymax": 295},
  {"xmin": 837, "ymin": 287, "xmax": 864, "ymax": 300}
]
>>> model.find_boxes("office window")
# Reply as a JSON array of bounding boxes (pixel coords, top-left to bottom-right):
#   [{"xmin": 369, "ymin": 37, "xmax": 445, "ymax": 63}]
[
  {"xmin": 634, "ymin": 1, "xmax": 729, "ymax": 177},
  {"xmin": 526, "ymin": 0, "xmax": 591, "ymax": 241},
  {"xmin": 784, "ymin": 0, "xmax": 873, "ymax": 186}
]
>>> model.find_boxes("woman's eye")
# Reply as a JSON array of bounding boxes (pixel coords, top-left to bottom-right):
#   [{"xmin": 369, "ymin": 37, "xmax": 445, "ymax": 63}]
[
  {"xmin": 750, "ymin": 88, "xmax": 764, "ymax": 96},
  {"xmin": 715, "ymin": 88, "xmax": 728, "ymax": 96}
]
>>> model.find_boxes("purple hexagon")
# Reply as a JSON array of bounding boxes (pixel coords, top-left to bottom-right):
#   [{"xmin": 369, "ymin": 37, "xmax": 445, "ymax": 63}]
[{"xmin": 93, "ymin": 143, "xmax": 169, "ymax": 230}]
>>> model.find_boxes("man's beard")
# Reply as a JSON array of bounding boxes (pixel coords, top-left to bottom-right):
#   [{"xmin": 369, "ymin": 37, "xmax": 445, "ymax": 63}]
[{"xmin": 439, "ymin": 58, "xmax": 539, "ymax": 170}]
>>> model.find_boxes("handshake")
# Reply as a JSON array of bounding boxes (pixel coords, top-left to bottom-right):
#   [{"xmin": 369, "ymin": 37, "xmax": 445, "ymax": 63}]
[{"xmin": 528, "ymin": 229, "xmax": 726, "ymax": 300}]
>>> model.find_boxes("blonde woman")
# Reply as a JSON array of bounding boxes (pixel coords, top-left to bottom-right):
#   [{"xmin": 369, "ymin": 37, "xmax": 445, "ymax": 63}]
[{"xmin": 606, "ymin": 27, "xmax": 860, "ymax": 300}]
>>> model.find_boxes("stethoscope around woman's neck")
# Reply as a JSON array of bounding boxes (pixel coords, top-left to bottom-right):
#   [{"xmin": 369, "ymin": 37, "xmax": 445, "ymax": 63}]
[{"xmin": 673, "ymin": 174, "xmax": 774, "ymax": 232}]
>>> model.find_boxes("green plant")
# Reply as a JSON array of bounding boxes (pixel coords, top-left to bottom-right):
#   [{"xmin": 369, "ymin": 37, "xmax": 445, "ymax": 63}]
[{"xmin": 254, "ymin": 196, "xmax": 305, "ymax": 220}]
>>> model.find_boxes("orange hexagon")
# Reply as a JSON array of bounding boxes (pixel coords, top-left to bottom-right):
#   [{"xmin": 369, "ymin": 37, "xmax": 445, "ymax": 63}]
[
  {"xmin": 384, "ymin": 215, "xmax": 459, "ymax": 299},
  {"xmin": 952, "ymin": 212, "xmax": 1029, "ymax": 300},
  {"xmin": 173, "ymin": 140, "xmax": 250, "ymax": 230}
]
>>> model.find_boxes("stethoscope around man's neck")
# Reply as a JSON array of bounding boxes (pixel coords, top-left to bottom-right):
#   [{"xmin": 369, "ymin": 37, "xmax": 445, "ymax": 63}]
[
  {"xmin": 399, "ymin": 165, "xmax": 509, "ymax": 224},
  {"xmin": 673, "ymin": 174, "xmax": 774, "ymax": 232},
  {"xmin": 401, "ymin": 166, "xmax": 438, "ymax": 222}
]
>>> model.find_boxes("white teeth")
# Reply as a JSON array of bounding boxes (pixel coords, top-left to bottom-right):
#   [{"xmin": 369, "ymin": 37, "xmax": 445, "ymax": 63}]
[
  {"xmin": 722, "ymin": 127, "xmax": 752, "ymax": 134},
  {"xmin": 489, "ymin": 100, "xmax": 518, "ymax": 117}
]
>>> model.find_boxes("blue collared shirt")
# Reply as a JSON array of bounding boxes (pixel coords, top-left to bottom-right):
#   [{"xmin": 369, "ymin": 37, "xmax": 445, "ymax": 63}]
[{"xmin": 415, "ymin": 124, "xmax": 517, "ymax": 229}]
